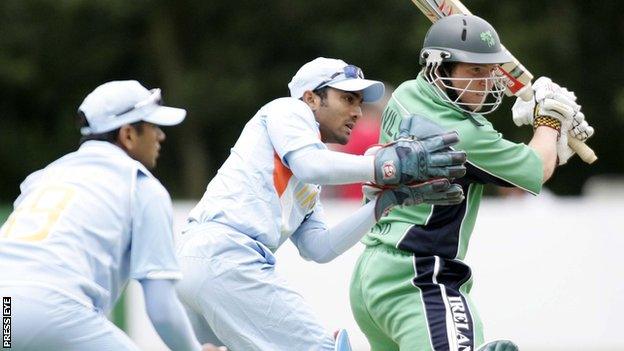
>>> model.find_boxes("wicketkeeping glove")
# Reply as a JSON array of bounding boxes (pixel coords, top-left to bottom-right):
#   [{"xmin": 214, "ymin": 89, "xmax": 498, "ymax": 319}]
[
  {"xmin": 373, "ymin": 115, "xmax": 466, "ymax": 186},
  {"xmin": 476, "ymin": 339, "xmax": 519, "ymax": 351},
  {"xmin": 364, "ymin": 179, "xmax": 464, "ymax": 221}
]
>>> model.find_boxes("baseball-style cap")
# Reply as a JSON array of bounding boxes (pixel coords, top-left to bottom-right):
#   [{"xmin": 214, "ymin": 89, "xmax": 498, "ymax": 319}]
[
  {"xmin": 78, "ymin": 80, "xmax": 186, "ymax": 135},
  {"xmin": 288, "ymin": 57, "xmax": 385, "ymax": 102}
]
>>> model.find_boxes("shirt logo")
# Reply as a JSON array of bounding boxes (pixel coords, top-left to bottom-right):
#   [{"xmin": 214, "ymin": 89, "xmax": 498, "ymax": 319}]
[
  {"xmin": 448, "ymin": 296, "xmax": 472, "ymax": 350},
  {"xmin": 480, "ymin": 31, "xmax": 496, "ymax": 47}
]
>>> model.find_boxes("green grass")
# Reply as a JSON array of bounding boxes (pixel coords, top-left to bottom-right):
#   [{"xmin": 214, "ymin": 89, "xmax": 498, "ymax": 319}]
[
  {"xmin": 111, "ymin": 292, "xmax": 127, "ymax": 331},
  {"xmin": 0, "ymin": 204, "xmax": 11, "ymax": 223}
]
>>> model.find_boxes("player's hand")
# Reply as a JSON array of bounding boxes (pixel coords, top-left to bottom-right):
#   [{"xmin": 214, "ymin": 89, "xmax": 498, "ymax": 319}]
[
  {"xmin": 366, "ymin": 179, "xmax": 464, "ymax": 221},
  {"xmin": 532, "ymin": 76, "xmax": 593, "ymax": 140},
  {"xmin": 511, "ymin": 76, "xmax": 587, "ymax": 129},
  {"xmin": 539, "ymin": 99, "xmax": 594, "ymax": 141},
  {"xmin": 373, "ymin": 137, "xmax": 466, "ymax": 185},
  {"xmin": 201, "ymin": 343, "xmax": 227, "ymax": 351},
  {"xmin": 372, "ymin": 115, "xmax": 466, "ymax": 186},
  {"xmin": 511, "ymin": 76, "xmax": 571, "ymax": 126},
  {"xmin": 544, "ymin": 98, "xmax": 594, "ymax": 165},
  {"xmin": 512, "ymin": 77, "xmax": 594, "ymax": 165}
]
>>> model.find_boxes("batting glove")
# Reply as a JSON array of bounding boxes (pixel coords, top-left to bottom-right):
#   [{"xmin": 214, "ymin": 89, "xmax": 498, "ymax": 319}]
[
  {"xmin": 512, "ymin": 76, "xmax": 582, "ymax": 127},
  {"xmin": 539, "ymin": 97, "xmax": 594, "ymax": 165},
  {"xmin": 511, "ymin": 77, "xmax": 594, "ymax": 165}
]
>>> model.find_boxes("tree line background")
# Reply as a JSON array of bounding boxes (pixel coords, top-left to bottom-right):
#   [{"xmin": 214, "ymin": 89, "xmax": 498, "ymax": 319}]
[{"xmin": 1, "ymin": 0, "xmax": 622, "ymax": 203}]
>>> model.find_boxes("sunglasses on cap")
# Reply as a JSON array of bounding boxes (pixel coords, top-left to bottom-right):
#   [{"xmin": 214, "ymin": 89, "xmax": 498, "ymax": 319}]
[
  {"xmin": 114, "ymin": 88, "xmax": 163, "ymax": 118},
  {"xmin": 313, "ymin": 65, "xmax": 365, "ymax": 91}
]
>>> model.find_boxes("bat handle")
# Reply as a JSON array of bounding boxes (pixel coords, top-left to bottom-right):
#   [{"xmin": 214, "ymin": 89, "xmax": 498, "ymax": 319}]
[
  {"xmin": 515, "ymin": 84, "xmax": 534, "ymax": 102},
  {"xmin": 568, "ymin": 137, "xmax": 597, "ymax": 164}
]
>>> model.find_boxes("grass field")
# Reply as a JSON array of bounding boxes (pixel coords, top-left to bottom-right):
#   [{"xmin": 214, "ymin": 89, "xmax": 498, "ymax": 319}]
[{"xmin": 0, "ymin": 204, "xmax": 10, "ymax": 223}]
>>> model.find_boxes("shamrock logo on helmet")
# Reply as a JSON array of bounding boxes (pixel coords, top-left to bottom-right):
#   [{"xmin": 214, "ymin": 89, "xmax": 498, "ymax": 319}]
[{"xmin": 480, "ymin": 31, "xmax": 496, "ymax": 47}]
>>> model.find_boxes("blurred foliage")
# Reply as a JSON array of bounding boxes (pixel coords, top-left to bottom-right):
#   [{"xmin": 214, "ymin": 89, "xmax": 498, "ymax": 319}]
[
  {"xmin": 0, "ymin": 205, "xmax": 10, "ymax": 223},
  {"xmin": 0, "ymin": 0, "xmax": 622, "ymax": 201}
]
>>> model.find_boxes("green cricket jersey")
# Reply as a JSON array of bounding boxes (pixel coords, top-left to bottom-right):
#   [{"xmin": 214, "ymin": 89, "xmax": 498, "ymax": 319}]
[{"xmin": 362, "ymin": 73, "xmax": 543, "ymax": 260}]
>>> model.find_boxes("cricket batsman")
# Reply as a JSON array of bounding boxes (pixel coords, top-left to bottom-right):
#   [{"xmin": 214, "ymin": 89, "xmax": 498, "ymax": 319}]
[{"xmin": 349, "ymin": 14, "xmax": 594, "ymax": 351}]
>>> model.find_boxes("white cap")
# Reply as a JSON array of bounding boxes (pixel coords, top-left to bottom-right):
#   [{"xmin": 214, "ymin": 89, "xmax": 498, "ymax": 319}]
[
  {"xmin": 288, "ymin": 57, "xmax": 385, "ymax": 102},
  {"xmin": 78, "ymin": 80, "xmax": 186, "ymax": 135}
]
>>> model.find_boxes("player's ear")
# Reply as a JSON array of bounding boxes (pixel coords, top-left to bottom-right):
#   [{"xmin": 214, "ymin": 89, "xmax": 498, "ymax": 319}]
[
  {"xmin": 302, "ymin": 90, "xmax": 321, "ymax": 111},
  {"xmin": 116, "ymin": 124, "xmax": 137, "ymax": 152}
]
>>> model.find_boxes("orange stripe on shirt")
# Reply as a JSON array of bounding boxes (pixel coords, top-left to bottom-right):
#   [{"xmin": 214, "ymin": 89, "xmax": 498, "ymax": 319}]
[{"xmin": 273, "ymin": 152, "xmax": 292, "ymax": 197}]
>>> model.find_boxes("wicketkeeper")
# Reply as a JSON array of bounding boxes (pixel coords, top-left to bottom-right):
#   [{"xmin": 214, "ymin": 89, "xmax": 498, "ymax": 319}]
[{"xmin": 175, "ymin": 57, "xmax": 467, "ymax": 351}]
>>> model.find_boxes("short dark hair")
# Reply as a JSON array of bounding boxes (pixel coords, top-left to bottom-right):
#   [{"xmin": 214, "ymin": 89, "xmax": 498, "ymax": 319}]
[
  {"xmin": 421, "ymin": 62, "xmax": 460, "ymax": 102},
  {"xmin": 312, "ymin": 86, "xmax": 329, "ymax": 100},
  {"xmin": 311, "ymin": 86, "xmax": 330, "ymax": 107},
  {"xmin": 76, "ymin": 111, "xmax": 144, "ymax": 145},
  {"xmin": 439, "ymin": 62, "xmax": 458, "ymax": 78}
]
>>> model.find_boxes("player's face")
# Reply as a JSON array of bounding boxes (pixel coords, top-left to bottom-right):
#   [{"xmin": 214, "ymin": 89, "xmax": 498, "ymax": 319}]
[
  {"xmin": 314, "ymin": 88, "xmax": 364, "ymax": 145},
  {"xmin": 450, "ymin": 63, "xmax": 498, "ymax": 111},
  {"xmin": 124, "ymin": 122, "xmax": 166, "ymax": 169}
]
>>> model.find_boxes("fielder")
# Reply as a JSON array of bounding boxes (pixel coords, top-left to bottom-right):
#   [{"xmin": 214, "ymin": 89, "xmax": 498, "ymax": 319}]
[
  {"xmin": 349, "ymin": 14, "xmax": 594, "ymax": 351},
  {"xmin": 0, "ymin": 81, "xmax": 224, "ymax": 351},
  {"xmin": 175, "ymin": 57, "xmax": 468, "ymax": 351}
]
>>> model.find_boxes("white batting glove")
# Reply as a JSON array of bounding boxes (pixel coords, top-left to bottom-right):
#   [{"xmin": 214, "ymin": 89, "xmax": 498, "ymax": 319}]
[
  {"xmin": 539, "ymin": 99, "xmax": 594, "ymax": 141},
  {"xmin": 548, "ymin": 106, "xmax": 594, "ymax": 165},
  {"xmin": 551, "ymin": 109, "xmax": 594, "ymax": 165},
  {"xmin": 556, "ymin": 127, "xmax": 575, "ymax": 165},
  {"xmin": 511, "ymin": 77, "xmax": 594, "ymax": 165},
  {"xmin": 510, "ymin": 96, "xmax": 536, "ymax": 127},
  {"xmin": 511, "ymin": 76, "xmax": 580, "ymax": 127},
  {"xmin": 571, "ymin": 112, "xmax": 594, "ymax": 140},
  {"xmin": 531, "ymin": 79, "xmax": 594, "ymax": 165}
]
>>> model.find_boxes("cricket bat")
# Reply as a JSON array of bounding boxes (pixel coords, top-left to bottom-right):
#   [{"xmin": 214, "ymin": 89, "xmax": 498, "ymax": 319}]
[{"xmin": 411, "ymin": 0, "xmax": 597, "ymax": 164}]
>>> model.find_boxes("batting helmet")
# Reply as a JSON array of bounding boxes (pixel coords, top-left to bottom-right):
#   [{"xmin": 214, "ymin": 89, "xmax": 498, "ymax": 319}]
[
  {"xmin": 420, "ymin": 14, "xmax": 511, "ymax": 65},
  {"xmin": 420, "ymin": 14, "xmax": 511, "ymax": 115}
]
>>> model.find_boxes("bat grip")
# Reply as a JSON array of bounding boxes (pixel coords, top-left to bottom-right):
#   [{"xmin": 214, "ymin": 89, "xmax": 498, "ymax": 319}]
[
  {"xmin": 568, "ymin": 137, "xmax": 597, "ymax": 164},
  {"xmin": 516, "ymin": 84, "xmax": 534, "ymax": 102}
]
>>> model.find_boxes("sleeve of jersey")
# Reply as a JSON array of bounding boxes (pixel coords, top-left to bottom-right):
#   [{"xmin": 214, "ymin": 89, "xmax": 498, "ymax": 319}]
[
  {"xmin": 289, "ymin": 200, "xmax": 377, "ymax": 263},
  {"xmin": 265, "ymin": 100, "xmax": 326, "ymax": 165},
  {"xmin": 378, "ymin": 102, "xmax": 404, "ymax": 144},
  {"xmin": 141, "ymin": 279, "xmax": 202, "ymax": 351},
  {"xmin": 380, "ymin": 97, "xmax": 543, "ymax": 194},
  {"xmin": 461, "ymin": 128, "xmax": 543, "ymax": 195},
  {"xmin": 129, "ymin": 175, "xmax": 183, "ymax": 281}
]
